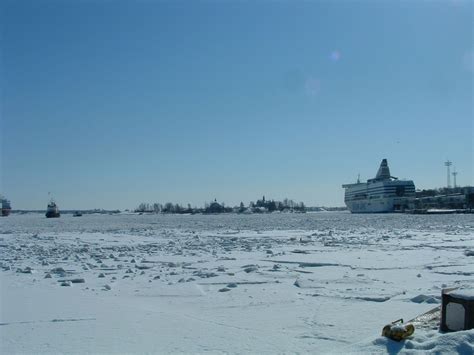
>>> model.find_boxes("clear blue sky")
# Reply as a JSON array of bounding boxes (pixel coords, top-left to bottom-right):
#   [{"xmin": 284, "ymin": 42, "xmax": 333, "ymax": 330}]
[{"xmin": 1, "ymin": 0, "xmax": 472, "ymax": 210}]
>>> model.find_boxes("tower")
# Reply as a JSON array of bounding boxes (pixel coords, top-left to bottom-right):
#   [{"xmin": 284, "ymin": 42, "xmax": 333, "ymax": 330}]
[
  {"xmin": 444, "ymin": 160, "xmax": 452, "ymax": 188},
  {"xmin": 452, "ymin": 168, "xmax": 458, "ymax": 188}
]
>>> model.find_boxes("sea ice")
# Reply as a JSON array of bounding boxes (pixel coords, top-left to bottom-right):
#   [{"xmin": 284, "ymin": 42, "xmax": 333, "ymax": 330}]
[{"xmin": 1, "ymin": 212, "xmax": 473, "ymax": 353}]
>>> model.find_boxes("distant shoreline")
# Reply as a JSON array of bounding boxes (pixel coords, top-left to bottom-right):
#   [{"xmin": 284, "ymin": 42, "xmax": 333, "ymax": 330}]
[{"xmin": 7, "ymin": 208, "xmax": 348, "ymax": 215}]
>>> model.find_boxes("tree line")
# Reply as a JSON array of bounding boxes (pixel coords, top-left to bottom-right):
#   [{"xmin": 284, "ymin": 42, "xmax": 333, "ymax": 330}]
[{"xmin": 134, "ymin": 196, "xmax": 306, "ymax": 214}]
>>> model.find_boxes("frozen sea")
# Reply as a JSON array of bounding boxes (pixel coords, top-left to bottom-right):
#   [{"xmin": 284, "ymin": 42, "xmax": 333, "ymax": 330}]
[{"xmin": 1, "ymin": 212, "xmax": 474, "ymax": 354}]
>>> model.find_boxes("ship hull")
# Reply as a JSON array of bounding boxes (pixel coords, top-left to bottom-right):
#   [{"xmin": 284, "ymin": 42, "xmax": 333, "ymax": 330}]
[
  {"xmin": 1, "ymin": 209, "xmax": 11, "ymax": 217},
  {"xmin": 46, "ymin": 200, "xmax": 60, "ymax": 218},
  {"xmin": 346, "ymin": 197, "xmax": 411, "ymax": 213}
]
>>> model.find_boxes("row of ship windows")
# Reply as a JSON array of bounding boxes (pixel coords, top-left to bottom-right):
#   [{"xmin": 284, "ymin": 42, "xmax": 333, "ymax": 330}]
[
  {"xmin": 348, "ymin": 185, "xmax": 415, "ymax": 190},
  {"xmin": 345, "ymin": 190, "xmax": 415, "ymax": 197},
  {"xmin": 345, "ymin": 188, "xmax": 415, "ymax": 197},
  {"xmin": 346, "ymin": 185, "xmax": 415, "ymax": 191},
  {"xmin": 345, "ymin": 194, "xmax": 414, "ymax": 201},
  {"xmin": 346, "ymin": 186, "xmax": 415, "ymax": 192}
]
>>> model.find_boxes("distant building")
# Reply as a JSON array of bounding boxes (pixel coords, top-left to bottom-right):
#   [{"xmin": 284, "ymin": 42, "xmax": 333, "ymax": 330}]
[
  {"xmin": 414, "ymin": 186, "xmax": 474, "ymax": 210},
  {"xmin": 205, "ymin": 199, "xmax": 226, "ymax": 213}
]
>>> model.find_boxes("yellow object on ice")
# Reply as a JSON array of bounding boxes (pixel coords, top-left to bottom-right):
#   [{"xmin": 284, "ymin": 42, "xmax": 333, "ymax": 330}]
[{"xmin": 382, "ymin": 319, "xmax": 415, "ymax": 341}]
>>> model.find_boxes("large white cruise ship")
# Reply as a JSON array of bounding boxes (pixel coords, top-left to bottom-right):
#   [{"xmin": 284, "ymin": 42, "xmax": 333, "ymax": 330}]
[{"xmin": 342, "ymin": 159, "xmax": 415, "ymax": 213}]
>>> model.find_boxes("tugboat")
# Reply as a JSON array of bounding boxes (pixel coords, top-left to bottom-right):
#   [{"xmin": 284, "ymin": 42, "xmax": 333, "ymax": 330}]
[
  {"xmin": 46, "ymin": 199, "xmax": 60, "ymax": 218},
  {"xmin": 73, "ymin": 211, "xmax": 82, "ymax": 217},
  {"xmin": 1, "ymin": 196, "xmax": 11, "ymax": 217}
]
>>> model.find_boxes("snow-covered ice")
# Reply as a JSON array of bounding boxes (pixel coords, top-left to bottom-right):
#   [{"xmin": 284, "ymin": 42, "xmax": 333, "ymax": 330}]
[{"xmin": 1, "ymin": 212, "xmax": 473, "ymax": 353}]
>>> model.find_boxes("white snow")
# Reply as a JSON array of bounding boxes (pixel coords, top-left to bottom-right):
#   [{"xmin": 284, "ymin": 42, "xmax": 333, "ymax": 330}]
[
  {"xmin": 344, "ymin": 329, "xmax": 474, "ymax": 354},
  {"xmin": 449, "ymin": 288, "xmax": 474, "ymax": 301},
  {"xmin": 1, "ymin": 212, "xmax": 474, "ymax": 353}
]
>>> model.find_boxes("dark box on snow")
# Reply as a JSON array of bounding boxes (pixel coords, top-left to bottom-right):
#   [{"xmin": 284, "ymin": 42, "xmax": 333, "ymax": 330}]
[{"xmin": 440, "ymin": 288, "xmax": 474, "ymax": 332}]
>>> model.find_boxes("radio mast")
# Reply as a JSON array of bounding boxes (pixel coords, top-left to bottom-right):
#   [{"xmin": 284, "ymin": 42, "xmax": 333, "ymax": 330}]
[
  {"xmin": 452, "ymin": 167, "xmax": 458, "ymax": 188},
  {"xmin": 444, "ymin": 160, "xmax": 452, "ymax": 188}
]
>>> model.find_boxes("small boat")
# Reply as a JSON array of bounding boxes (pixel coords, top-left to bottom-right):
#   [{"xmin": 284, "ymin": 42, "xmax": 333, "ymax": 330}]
[
  {"xmin": 73, "ymin": 211, "xmax": 82, "ymax": 217},
  {"xmin": 46, "ymin": 199, "xmax": 60, "ymax": 218},
  {"xmin": 1, "ymin": 196, "xmax": 11, "ymax": 217}
]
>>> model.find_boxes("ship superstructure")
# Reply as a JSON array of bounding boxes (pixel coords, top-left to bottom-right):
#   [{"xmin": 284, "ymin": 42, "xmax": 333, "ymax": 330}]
[{"xmin": 342, "ymin": 159, "xmax": 415, "ymax": 213}]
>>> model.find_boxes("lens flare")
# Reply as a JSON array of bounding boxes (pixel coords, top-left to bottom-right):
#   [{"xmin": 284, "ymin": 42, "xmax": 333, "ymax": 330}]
[{"xmin": 330, "ymin": 50, "xmax": 341, "ymax": 62}]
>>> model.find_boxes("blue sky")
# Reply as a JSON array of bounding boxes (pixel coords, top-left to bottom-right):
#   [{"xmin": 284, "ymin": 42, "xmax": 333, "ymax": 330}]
[{"xmin": 1, "ymin": 0, "xmax": 472, "ymax": 210}]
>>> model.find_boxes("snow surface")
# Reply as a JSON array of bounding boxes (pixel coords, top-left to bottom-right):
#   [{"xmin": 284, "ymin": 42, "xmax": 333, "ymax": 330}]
[
  {"xmin": 449, "ymin": 288, "xmax": 474, "ymax": 301},
  {"xmin": 342, "ymin": 329, "xmax": 474, "ymax": 354},
  {"xmin": 1, "ymin": 212, "xmax": 473, "ymax": 354}
]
